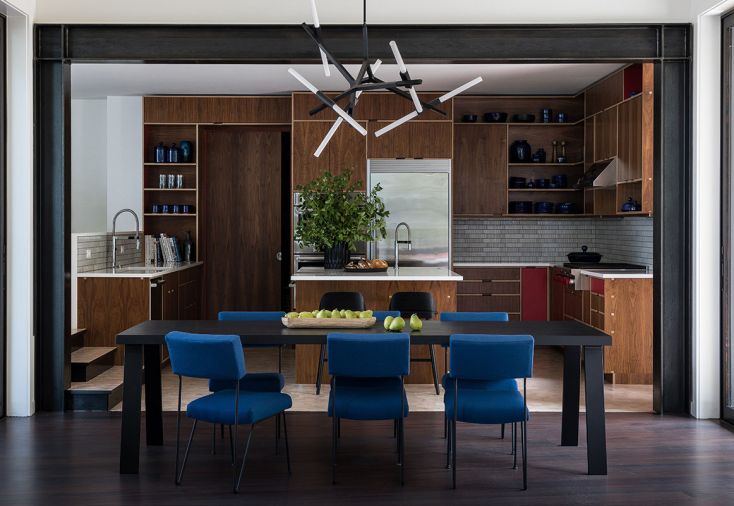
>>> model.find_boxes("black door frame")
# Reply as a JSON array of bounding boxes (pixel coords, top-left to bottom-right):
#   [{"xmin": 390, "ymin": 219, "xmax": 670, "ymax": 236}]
[
  {"xmin": 0, "ymin": 13, "xmax": 6, "ymax": 418},
  {"xmin": 33, "ymin": 23, "xmax": 692, "ymax": 413},
  {"xmin": 721, "ymin": 12, "xmax": 734, "ymax": 424}
]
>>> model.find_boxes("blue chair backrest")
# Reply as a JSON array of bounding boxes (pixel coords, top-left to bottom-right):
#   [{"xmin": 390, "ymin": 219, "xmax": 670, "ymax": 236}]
[
  {"xmin": 440, "ymin": 311, "xmax": 509, "ymax": 322},
  {"xmin": 449, "ymin": 334, "xmax": 533, "ymax": 381},
  {"xmin": 373, "ymin": 310, "xmax": 401, "ymax": 321},
  {"xmin": 327, "ymin": 333, "xmax": 410, "ymax": 378},
  {"xmin": 218, "ymin": 311, "xmax": 283, "ymax": 321},
  {"xmin": 165, "ymin": 331, "xmax": 246, "ymax": 381}
]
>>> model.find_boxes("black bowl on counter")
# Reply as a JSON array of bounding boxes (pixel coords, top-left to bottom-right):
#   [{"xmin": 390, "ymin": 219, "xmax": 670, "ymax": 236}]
[
  {"xmin": 484, "ymin": 112, "xmax": 508, "ymax": 123},
  {"xmin": 512, "ymin": 113, "xmax": 536, "ymax": 123},
  {"xmin": 556, "ymin": 202, "xmax": 577, "ymax": 214},
  {"xmin": 462, "ymin": 114, "xmax": 478, "ymax": 123},
  {"xmin": 509, "ymin": 176, "xmax": 527, "ymax": 188},
  {"xmin": 533, "ymin": 201, "xmax": 554, "ymax": 214},
  {"xmin": 508, "ymin": 201, "xmax": 533, "ymax": 214}
]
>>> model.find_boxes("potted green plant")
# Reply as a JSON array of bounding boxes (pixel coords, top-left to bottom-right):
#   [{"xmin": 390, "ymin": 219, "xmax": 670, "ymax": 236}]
[{"xmin": 294, "ymin": 169, "xmax": 389, "ymax": 269}]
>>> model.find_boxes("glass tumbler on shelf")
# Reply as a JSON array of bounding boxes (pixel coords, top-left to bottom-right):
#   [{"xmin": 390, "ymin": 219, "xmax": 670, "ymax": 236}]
[
  {"xmin": 176, "ymin": 174, "xmax": 184, "ymax": 189},
  {"xmin": 159, "ymin": 174, "xmax": 166, "ymax": 189},
  {"xmin": 167, "ymin": 174, "xmax": 176, "ymax": 189}
]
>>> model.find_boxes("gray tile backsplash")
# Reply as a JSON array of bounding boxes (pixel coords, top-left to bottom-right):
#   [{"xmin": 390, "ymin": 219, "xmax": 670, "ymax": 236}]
[
  {"xmin": 76, "ymin": 232, "xmax": 144, "ymax": 273},
  {"xmin": 453, "ymin": 217, "xmax": 653, "ymax": 268}
]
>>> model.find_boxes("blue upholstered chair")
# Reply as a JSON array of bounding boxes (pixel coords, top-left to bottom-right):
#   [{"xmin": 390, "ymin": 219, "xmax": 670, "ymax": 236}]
[
  {"xmin": 444, "ymin": 334, "xmax": 533, "ymax": 490},
  {"xmin": 165, "ymin": 331, "xmax": 292, "ymax": 493},
  {"xmin": 439, "ymin": 312, "xmax": 511, "ymax": 438},
  {"xmin": 327, "ymin": 332, "xmax": 410, "ymax": 485}
]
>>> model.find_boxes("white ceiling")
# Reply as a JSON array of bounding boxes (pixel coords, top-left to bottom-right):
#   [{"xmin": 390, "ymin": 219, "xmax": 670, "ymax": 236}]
[{"xmin": 71, "ymin": 63, "xmax": 625, "ymax": 99}]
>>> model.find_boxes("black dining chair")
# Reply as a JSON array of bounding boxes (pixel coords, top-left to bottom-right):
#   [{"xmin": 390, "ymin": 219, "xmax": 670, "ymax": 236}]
[
  {"xmin": 315, "ymin": 292, "xmax": 366, "ymax": 395},
  {"xmin": 389, "ymin": 292, "xmax": 440, "ymax": 394}
]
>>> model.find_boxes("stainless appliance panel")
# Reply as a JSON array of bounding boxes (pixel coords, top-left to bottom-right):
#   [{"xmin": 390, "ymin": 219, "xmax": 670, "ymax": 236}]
[{"xmin": 368, "ymin": 160, "xmax": 451, "ymax": 268}]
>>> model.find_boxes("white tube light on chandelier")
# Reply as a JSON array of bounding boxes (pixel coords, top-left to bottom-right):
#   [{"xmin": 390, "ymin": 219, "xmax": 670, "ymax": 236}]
[
  {"xmin": 310, "ymin": 0, "xmax": 331, "ymax": 77},
  {"xmin": 314, "ymin": 59, "xmax": 382, "ymax": 157},
  {"xmin": 288, "ymin": 68, "xmax": 368, "ymax": 136},
  {"xmin": 389, "ymin": 41, "xmax": 422, "ymax": 113}
]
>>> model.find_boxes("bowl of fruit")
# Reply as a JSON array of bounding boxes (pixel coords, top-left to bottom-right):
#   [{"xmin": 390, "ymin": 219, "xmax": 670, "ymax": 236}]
[{"xmin": 282, "ymin": 309, "xmax": 376, "ymax": 328}]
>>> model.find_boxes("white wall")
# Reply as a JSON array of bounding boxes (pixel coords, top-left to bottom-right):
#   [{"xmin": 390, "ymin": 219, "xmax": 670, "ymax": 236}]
[
  {"xmin": 35, "ymin": 0, "xmax": 690, "ymax": 24},
  {"xmin": 71, "ymin": 99, "xmax": 108, "ymax": 233},
  {"xmin": 2, "ymin": 0, "xmax": 35, "ymax": 416},
  {"xmin": 106, "ymin": 97, "xmax": 143, "ymax": 232}
]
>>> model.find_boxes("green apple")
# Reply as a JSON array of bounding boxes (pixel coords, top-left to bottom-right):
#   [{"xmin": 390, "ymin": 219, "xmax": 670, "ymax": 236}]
[
  {"xmin": 410, "ymin": 313, "xmax": 423, "ymax": 331},
  {"xmin": 359, "ymin": 310, "xmax": 373, "ymax": 319},
  {"xmin": 384, "ymin": 316, "xmax": 394, "ymax": 330},
  {"xmin": 389, "ymin": 316, "xmax": 406, "ymax": 331},
  {"xmin": 299, "ymin": 311, "xmax": 315, "ymax": 318},
  {"xmin": 331, "ymin": 309, "xmax": 342, "ymax": 318},
  {"xmin": 286, "ymin": 312, "xmax": 299, "ymax": 318}
]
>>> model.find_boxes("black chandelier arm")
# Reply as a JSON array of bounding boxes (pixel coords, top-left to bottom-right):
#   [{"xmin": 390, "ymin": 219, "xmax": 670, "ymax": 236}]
[
  {"xmin": 348, "ymin": 61, "xmax": 371, "ymax": 113},
  {"xmin": 352, "ymin": 79, "xmax": 422, "ymax": 91},
  {"xmin": 383, "ymin": 86, "xmax": 448, "ymax": 116},
  {"xmin": 301, "ymin": 23, "xmax": 355, "ymax": 86}
]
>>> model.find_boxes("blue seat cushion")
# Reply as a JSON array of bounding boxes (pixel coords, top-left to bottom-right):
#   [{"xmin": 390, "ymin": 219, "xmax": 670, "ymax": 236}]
[
  {"xmin": 328, "ymin": 377, "xmax": 409, "ymax": 420},
  {"xmin": 444, "ymin": 387, "xmax": 529, "ymax": 424},
  {"xmin": 187, "ymin": 391, "xmax": 292, "ymax": 425},
  {"xmin": 209, "ymin": 372, "xmax": 285, "ymax": 393},
  {"xmin": 440, "ymin": 373, "xmax": 517, "ymax": 392}
]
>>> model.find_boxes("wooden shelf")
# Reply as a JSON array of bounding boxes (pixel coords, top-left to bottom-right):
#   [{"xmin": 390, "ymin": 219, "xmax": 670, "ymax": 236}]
[
  {"xmin": 617, "ymin": 211, "xmax": 651, "ymax": 216},
  {"xmin": 143, "ymin": 188, "xmax": 196, "ymax": 192},
  {"xmin": 507, "ymin": 121, "xmax": 584, "ymax": 127},
  {"xmin": 502, "ymin": 213, "xmax": 586, "ymax": 217},
  {"xmin": 508, "ymin": 188, "xmax": 581, "ymax": 192},
  {"xmin": 144, "ymin": 163, "xmax": 197, "ymax": 166},
  {"xmin": 617, "ymin": 179, "xmax": 643, "ymax": 184},
  {"xmin": 508, "ymin": 162, "xmax": 584, "ymax": 167},
  {"xmin": 144, "ymin": 213, "xmax": 197, "ymax": 217}
]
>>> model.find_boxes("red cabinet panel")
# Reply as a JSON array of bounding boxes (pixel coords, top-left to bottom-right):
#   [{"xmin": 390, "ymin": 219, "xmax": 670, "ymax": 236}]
[{"xmin": 521, "ymin": 267, "xmax": 548, "ymax": 321}]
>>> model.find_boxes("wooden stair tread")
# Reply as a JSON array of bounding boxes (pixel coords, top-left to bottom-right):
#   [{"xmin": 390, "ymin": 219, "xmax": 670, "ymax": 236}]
[
  {"xmin": 69, "ymin": 366, "xmax": 124, "ymax": 393},
  {"xmin": 71, "ymin": 347, "xmax": 116, "ymax": 364},
  {"xmin": 71, "ymin": 328, "xmax": 87, "ymax": 336}
]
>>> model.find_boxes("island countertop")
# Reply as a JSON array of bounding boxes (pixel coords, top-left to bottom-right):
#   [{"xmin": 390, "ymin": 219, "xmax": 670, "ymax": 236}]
[{"xmin": 291, "ymin": 266, "xmax": 463, "ymax": 282}]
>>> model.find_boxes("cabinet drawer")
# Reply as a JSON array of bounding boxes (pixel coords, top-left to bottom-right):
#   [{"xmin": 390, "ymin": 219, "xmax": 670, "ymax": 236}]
[
  {"xmin": 179, "ymin": 265, "xmax": 201, "ymax": 285},
  {"xmin": 179, "ymin": 280, "xmax": 200, "ymax": 311},
  {"xmin": 457, "ymin": 280, "xmax": 521, "ymax": 295},
  {"xmin": 456, "ymin": 294, "xmax": 521, "ymax": 313},
  {"xmin": 454, "ymin": 267, "xmax": 521, "ymax": 281},
  {"xmin": 590, "ymin": 293, "xmax": 605, "ymax": 312}
]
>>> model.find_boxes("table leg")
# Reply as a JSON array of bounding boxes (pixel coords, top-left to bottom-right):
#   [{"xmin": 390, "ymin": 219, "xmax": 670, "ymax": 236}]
[
  {"xmin": 144, "ymin": 344, "xmax": 163, "ymax": 446},
  {"xmin": 583, "ymin": 345, "xmax": 608, "ymax": 475},
  {"xmin": 561, "ymin": 345, "xmax": 581, "ymax": 446},
  {"xmin": 120, "ymin": 344, "xmax": 143, "ymax": 474}
]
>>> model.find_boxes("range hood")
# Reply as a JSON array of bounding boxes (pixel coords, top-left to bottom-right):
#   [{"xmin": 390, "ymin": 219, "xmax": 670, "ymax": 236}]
[{"xmin": 574, "ymin": 157, "xmax": 617, "ymax": 188}]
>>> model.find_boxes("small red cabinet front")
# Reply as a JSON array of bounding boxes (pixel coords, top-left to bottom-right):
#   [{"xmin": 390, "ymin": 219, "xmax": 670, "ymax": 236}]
[{"xmin": 521, "ymin": 267, "xmax": 549, "ymax": 321}]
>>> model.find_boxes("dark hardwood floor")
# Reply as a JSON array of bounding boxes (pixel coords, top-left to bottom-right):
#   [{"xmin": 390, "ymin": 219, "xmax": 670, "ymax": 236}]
[{"xmin": 0, "ymin": 412, "xmax": 732, "ymax": 505}]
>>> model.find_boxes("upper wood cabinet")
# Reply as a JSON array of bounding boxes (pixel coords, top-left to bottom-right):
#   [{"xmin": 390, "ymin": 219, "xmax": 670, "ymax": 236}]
[
  {"xmin": 292, "ymin": 121, "xmax": 366, "ymax": 189},
  {"xmin": 292, "ymin": 92, "xmax": 452, "ymax": 122},
  {"xmin": 368, "ymin": 121, "xmax": 452, "ymax": 159},
  {"xmin": 453, "ymin": 124, "xmax": 507, "ymax": 216},
  {"xmin": 617, "ymin": 96, "xmax": 642, "ymax": 181},
  {"xmin": 585, "ymin": 70, "xmax": 624, "ymax": 116},
  {"xmin": 594, "ymin": 106, "xmax": 618, "ymax": 162}
]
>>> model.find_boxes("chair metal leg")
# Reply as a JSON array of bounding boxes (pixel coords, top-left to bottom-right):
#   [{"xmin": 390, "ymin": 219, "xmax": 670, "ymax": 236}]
[
  {"xmin": 174, "ymin": 376, "xmax": 183, "ymax": 484},
  {"xmin": 282, "ymin": 411, "xmax": 292, "ymax": 476},
  {"xmin": 211, "ymin": 424, "xmax": 216, "ymax": 455},
  {"xmin": 429, "ymin": 345, "xmax": 440, "ymax": 395},
  {"xmin": 176, "ymin": 420, "xmax": 198, "ymax": 485},
  {"xmin": 316, "ymin": 344, "xmax": 325, "ymax": 395},
  {"xmin": 501, "ymin": 423, "xmax": 505, "ymax": 439},
  {"xmin": 522, "ymin": 421, "xmax": 528, "ymax": 490},
  {"xmin": 513, "ymin": 423, "xmax": 518, "ymax": 469},
  {"xmin": 396, "ymin": 419, "xmax": 401, "ymax": 455},
  {"xmin": 228, "ymin": 426, "xmax": 235, "ymax": 466},
  {"xmin": 443, "ymin": 414, "xmax": 448, "ymax": 439},
  {"xmin": 399, "ymin": 416, "xmax": 405, "ymax": 486},
  {"xmin": 234, "ymin": 424, "xmax": 254, "ymax": 493},
  {"xmin": 445, "ymin": 418, "xmax": 451, "ymax": 469},
  {"xmin": 452, "ymin": 378, "xmax": 457, "ymax": 489}
]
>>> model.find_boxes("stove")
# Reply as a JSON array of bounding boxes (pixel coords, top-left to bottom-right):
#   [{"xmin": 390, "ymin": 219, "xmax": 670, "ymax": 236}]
[{"xmin": 562, "ymin": 262, "xmax": 647, "ymax": 270}]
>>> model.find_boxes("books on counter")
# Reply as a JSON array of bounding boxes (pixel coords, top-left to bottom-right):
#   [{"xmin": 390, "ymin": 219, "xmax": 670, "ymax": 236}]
[{"xmin": 144, "ymin": 233, "xmax": 182, "ymax": 265}]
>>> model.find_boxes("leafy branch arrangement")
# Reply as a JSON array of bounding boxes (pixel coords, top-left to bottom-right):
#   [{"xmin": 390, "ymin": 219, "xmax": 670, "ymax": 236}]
[{"xmin": 294, "ymin": 169, "xmax": 390, "ymax": 252}]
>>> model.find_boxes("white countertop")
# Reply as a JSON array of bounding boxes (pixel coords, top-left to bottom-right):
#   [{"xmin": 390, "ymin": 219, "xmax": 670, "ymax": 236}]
[
  {"xmin": 453, "ymin": 262, "xmax": 554, "ymax": 267},
  {"xmin": 292, "ymin": 267, "xmax": 463, "ymax": 282},
  {"xmin": 574, "ymin": 268, "xmax": 653, "ymax": 280},
  {"xmin": 78, "ymin": 261, "xmax": 203, "ymax": 279}
]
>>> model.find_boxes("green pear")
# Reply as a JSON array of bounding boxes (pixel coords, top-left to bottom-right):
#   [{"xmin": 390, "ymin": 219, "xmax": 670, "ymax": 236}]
[
  {"xmin": 410, "ymin": 313, "xmax": 423, "ymax": 331},
  {"xmin": 344, "ymin": 310, "xmax": 357, "ymax": 319},
  {"xmin": 331, "ymin": 309, "xmax": 342, "ymax": 318},
  {"xmin": 384, "ymin": 316, "xmax": 394, "ymax": 330},
  {"xmin": 389, "ymin": 316, "xmax": 406, "ymax": 331},
  {"xmin": 286, "ymin": 312, "xmax": 299, "ymax": 318},
  {"xmin": 316, "ymin": 309, "xmax": 329, "ymax": 319},
  {"xmin": 311, "ymin": 310, "xmax": 319, "ymax": 317},
  {"xmin": 340, "ymin": 309, "xmax": 346, "ymax": 317},
  {"xmin": 359, "ymin": 310, "xmax": 373, "ymax": 319},
  {"xmin": 299, "ymin": 311, "xmax": 315, "ymax": 318}
]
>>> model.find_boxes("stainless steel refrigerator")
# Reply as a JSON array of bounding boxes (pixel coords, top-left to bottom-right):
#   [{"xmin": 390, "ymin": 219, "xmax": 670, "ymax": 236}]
[{"xmin": 367, "ymin": 159, "xmax": 452, "ymax": 268}]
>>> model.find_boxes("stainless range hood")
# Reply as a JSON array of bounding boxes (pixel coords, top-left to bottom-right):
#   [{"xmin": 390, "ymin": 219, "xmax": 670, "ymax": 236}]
[{"xmin": 574, "ymin": 157, "xmax": 617, "ymax": 188}]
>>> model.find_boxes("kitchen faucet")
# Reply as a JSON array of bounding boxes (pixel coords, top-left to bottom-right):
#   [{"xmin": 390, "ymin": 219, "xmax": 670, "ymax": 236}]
[
  {"xmin": 111, "ymin": 209, "xmax": 140, "ymax": 270},
  {"xmin": 394, "ymin": 222, "xmax": 412, "ymax": 272}
]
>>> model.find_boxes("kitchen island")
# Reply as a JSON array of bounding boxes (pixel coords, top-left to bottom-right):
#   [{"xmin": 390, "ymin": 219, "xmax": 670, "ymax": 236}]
[{"xmin": 291, "ymin": 266, "xmax": 463, "ymax": 384}]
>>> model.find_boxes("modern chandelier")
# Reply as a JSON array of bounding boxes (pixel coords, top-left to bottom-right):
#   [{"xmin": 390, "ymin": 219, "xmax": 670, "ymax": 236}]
[{"xmin": 289, "ymin": 0, "xmax": 483, "ymax": 157}]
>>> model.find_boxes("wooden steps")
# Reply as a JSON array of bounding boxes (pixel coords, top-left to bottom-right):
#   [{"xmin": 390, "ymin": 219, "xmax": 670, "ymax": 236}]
[
  {"xmin": 66, "ymin": 366, "xmax": 126, "ymax": 411},
  {"xmin": 71, "ymin": 346, "xmax": 117, "ymax": 382}
]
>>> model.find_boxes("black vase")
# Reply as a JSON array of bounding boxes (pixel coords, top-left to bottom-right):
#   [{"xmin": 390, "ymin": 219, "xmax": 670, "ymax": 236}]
[
  {"xmin": 323, "ymin": 242, "xmax": 349, "ymax": 269},
  {"xmin": 510, "ymin": 140, "xmax": 532, "ymax": 163}
]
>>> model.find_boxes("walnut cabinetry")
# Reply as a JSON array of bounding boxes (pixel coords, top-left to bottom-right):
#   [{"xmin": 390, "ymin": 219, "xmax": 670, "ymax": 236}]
[{"xmin": 367, "ymin": 121, "xmax": 452, "ymax": 159}]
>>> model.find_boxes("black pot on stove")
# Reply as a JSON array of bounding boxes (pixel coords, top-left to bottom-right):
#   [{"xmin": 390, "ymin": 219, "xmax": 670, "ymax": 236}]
[{"xmin": 567, "ymin": 245, "xmax": 602, "ymax": 264}]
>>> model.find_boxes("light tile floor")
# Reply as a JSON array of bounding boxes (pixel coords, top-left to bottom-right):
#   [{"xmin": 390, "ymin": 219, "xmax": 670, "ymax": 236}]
[{"xmin": 112, "ymin": 347, "xmax": 652, "ymax": 413}]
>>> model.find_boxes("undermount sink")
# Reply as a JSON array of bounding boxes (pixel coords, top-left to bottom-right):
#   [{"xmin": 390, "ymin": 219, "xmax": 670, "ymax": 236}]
[{"xmin": 116, "ymin": 266, "xmax": 170, "ymax": 273}]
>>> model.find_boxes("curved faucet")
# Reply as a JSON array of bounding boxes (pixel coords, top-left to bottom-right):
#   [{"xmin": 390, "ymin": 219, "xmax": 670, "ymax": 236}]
[
  {"xmin": 111, "ymin": 209, "xmax": 140, "ymax": 270},
  {"xmin": 394, "ymin": 222, "xmax": 412, "ymax": 271}
]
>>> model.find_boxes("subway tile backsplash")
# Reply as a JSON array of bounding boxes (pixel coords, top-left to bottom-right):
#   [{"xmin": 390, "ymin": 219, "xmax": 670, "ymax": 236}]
[
  {"xmin": 76, "ymin": 232, "xmax": 144, "ymax": 273},
  {"xmin": 453, "ymin": 217, "xmax": 653, "ymax": 268}
]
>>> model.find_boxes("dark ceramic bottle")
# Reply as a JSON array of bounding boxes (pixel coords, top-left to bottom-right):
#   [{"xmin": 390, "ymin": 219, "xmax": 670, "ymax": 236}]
[
  {"xmin": 184, "ymin": 231, "xmax": 194, "ymax": 262},
  {"xmin": 179, "ymin": 140, "xmax": 193, "ymax": 163},
  {"xmin": 510, "ymin": 140, "xmax": 532, "ymax": 163}
]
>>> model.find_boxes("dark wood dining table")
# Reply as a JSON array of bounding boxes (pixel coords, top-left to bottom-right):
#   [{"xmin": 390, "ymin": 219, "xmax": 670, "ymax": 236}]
[{"xmin": 116, "ymin": 319, "xmax": 611, "ymax": 476}]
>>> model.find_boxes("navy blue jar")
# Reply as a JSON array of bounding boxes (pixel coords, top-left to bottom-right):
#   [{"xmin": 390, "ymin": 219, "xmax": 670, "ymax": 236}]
[{"xmin": 179, "ymin": 140, "xmax": 193, "ymax": 163}]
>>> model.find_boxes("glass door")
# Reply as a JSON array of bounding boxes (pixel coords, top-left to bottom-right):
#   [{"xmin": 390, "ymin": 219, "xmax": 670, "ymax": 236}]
[{"xmin": 722, "ymin": 12, "xmax": 734, "ymax": 423}]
